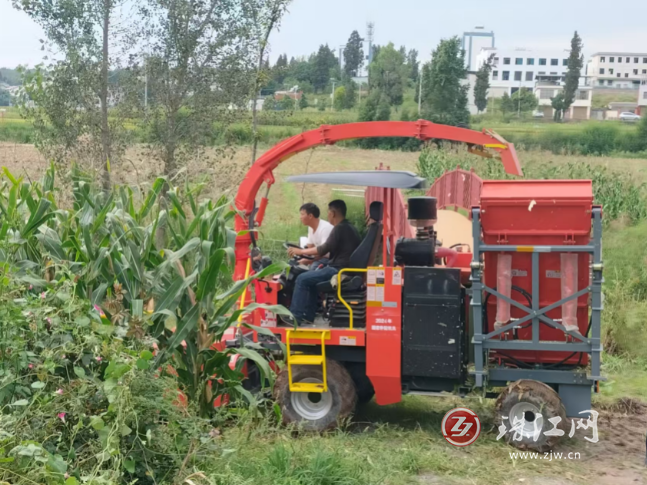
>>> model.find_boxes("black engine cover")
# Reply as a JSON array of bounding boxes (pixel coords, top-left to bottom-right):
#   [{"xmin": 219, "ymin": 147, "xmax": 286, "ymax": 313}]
[{"xmin": 402, "ymin": 267, "xmax": 465, "ymax": 380}]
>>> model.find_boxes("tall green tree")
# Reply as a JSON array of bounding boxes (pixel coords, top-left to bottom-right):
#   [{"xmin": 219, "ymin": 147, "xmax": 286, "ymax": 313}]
[
  {"xmin": 369, "ymin": 42, "xmax": 407, "ymax": 108},
  {"xmin": 561, "ymin": 31, "xmax": 584, "ymax": 120},
  {"xmin": 137, "ymin": 0, "xmax": 266, "ymax": 181},
  {"xmin": 474, "ymin": 54, "xmax": 494, "ymax": 113},
  {"xmin": 551, "ymin": 92, "xmax": 567, "ymax": 121},
  {"xmin": 421, "ymin": 37, "xmax": 470, "ymax": 127},
  {"xmin": 407, "ymin": 49, "xmax": 419, "ymax": 83},
  {"xmin": 343, "ymin": 30, "xmax": 364, "ymax": 77},
  {"xmin": 313, "ymin": 44, "xmax": 338, "ymax": 92},
  {"xmin": 247, "ymin": 0, "xmax": 291, "ymax": 166},
  {"xmin": 13, "ymin": 0, "xmax": 128, "ymax": 191},
  {"xmin": 511, "ymin": 88, "xmax": 538, "ymax": 114},
  {"xmin": 0, "ymin": 89, "xmax": 11, "ymax": 107}
]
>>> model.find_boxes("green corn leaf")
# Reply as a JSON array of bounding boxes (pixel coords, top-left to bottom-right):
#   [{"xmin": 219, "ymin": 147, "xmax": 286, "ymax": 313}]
[
  {"xmin": 92, "ymin": 193, "xmax": 114, "ymax": 233},
  {"xmin": 234, "ymin": 347, "xmax": 275, "ymax": 388},
  {"xmin": 155, "ymin": 304, "xmax": 200, "ymax": 365},
  {"xmin": 138, "ymin": 177, "xmax": 165, "ymax": 222},
  {"xmin": 168, "ymin": 190, "xmax": 186, "ymax": 219},
  {"xmin": 196, "ymin": 248, "xmax": 225, "ymax": 301}
]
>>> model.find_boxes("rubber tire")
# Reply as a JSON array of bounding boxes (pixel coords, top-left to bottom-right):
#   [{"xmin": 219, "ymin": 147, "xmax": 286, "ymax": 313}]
[
  {"xmin": 274, "ymin": 359, "xmax": 357, "ymax": 431},
  {"xmin": 495, "ymin": 379, "xmax": 567, "ymax": 452},
  {"xmin": 345, "ymin": 362, "xmax": 375, "ymax": 404}
]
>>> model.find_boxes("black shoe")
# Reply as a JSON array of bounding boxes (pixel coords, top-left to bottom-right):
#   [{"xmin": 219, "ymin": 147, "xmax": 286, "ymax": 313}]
[{"xmin": 279, "ymin": 314, "xmax": 297, "ymax": 327}]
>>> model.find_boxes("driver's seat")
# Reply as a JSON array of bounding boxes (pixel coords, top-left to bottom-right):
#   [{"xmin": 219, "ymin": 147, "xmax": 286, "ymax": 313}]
[{"xmin": 316, "ymin": 201, "xmax": 384, "ymax": 327}]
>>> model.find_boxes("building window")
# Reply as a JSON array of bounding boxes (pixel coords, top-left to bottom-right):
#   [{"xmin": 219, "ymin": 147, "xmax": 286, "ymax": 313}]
[
  {"xmin": 610, "ymin": 57, "xmax": 615, "ymax": 62},
  {"xmin": 539, "ymin": 58, "xmax": 547, "ymax": 65},
  {"xmin": 644, "ymin": 58, "xmax": 647, "ymax": 63},
  {"xmin": 635, "ymin": 57, "xmax": 639, "ymax": 63},
  {"xmin": 577, "ymin": 90, "xmax": 589, "ymax": 100},
  {"xmin": 601, "ymin": 56, "xmax": 606, "ymax": 62},
  {"xmin": 608, "ymin": 80, "xmax": 613, "ymax": 86},
  {"xmin": 494, "ymin": 57, "xmax": 499, "ymax": 63},
  {"xmin": 525, "ymin": 71, "xmax": 534, "ymax": 81},
  {"xmin": 503, "ymin": 57, "xmax": 511, "ymax": 65},
  {"xmin": 598, "ymin": 80, "xmax": 605, "ymax": 86},
  {"xmin": 634, "ymin": 69, "xmax": 639, "ymax": 75},
  {"xmin": 618, "ymin": 73, "xmax": 622, "ymax": 78},
  {"xmin": 492, "ymin": 70, "xmax": 499, "ymax": 80},
  {"xmin": 625, "ymin": 73, "xmax": 629, "ymax": 78},
  {"xmin": 538, "ymin": 71, "xmax": 546, "ymax": 75},
  {"xmin": 550, "ymin": 72, "xmax": 558, "ymax": 75},
  {"xmin": 551, "ymin": 59, "xmax": 558, "ymax": 66},
  {"xmin": 626, "ymin": 57, "xmax": 631, "ymax": 63},
  {"xmin": 563, "ymin": 59, "xmax": 568, "ymax": 66},
  {"xmin": 618, "ymin": 57, "xmax": 622, "ymax": 63},
  {"xmin": 539, "ymin": 89, "xmax": 553, "ymax": 99},
  {"xmin": 643, "ymin": 69, "xmax": 647, "ymax": 74},
  {"xmin": 514, "ymin": 71, "xmax": 522, "ymax": 81},
  {"xmin": 527, "ymin": 58, "xmax": 534, "ymax": 65},
  {"xmin": 609, "ymin": 68, "xmax": 614, "ymax": 74},
  {"xmin": 515, "ymin": 58, "xmax": 523, "ymax": 65},
  {"xmin": 502, "ymin": 71, "xmax": 510, "ymax": 80},
  {"xmin": 599, "ymin": 68, "xmax": 605, "ymax": 75},
  {"xmin": 643, "ymin": 92, "xmax": 647, "ymax": 100}
]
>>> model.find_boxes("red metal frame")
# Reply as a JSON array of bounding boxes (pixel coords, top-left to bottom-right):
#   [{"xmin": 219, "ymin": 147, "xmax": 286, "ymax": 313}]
[
  {"xmin": 227, "ymin": 121, "xmax": 522, "ymax": 404},
  {"xmin": 234, "ymin": 120, "xmax": 522, "ymax": 281}
]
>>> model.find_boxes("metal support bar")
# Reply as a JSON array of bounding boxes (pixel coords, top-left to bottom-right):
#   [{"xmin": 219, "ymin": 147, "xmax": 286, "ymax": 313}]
[
  {"xmin": 469, "ymin": 206, "xmax": 604, "ymax": 389},
  {"xmin": 480, "ymin": 244, "xmax": 595, "ymax": 253},
  {"xmin": 482, "ymin": 285, "xmax": 591, "ymax": 341}
]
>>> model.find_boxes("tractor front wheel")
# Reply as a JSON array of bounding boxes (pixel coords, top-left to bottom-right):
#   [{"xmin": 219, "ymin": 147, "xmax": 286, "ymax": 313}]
[
  {"xmin": 274, "ymin": 359, "xmax": 357, "ymax": 431},
  {"xmin": 495, "ymin": 379, "xmax": 567, "ymax": 452}
]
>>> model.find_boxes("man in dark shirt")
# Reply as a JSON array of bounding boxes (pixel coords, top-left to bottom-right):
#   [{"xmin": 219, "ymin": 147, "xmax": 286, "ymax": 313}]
[{"xmin": 287, "ymin": 200, "xmax": 361, "ymax": 324}]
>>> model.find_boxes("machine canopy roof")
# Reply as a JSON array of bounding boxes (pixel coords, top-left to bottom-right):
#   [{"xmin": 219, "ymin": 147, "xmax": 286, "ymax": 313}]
[{"xmin": 286, "ymin": 171, "xmax": 427, "ymax": 189}]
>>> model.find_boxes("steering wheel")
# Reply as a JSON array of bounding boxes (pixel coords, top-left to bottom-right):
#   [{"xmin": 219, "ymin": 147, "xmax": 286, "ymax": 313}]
[{"xmin": 283, "ymin": 242, "xmax": 314, "ymax": 260}]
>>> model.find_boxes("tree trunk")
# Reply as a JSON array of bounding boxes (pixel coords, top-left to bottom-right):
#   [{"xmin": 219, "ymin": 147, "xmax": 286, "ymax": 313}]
[{"xmin": 99, "ymin": 0, "xmax": 112, "ymax": 193}]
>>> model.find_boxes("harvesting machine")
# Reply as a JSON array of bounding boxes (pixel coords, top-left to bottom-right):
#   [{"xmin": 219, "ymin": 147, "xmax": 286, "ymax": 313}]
[{"xmin": 226, "ymin": 121, "xmax": 603, "ymax": 451}]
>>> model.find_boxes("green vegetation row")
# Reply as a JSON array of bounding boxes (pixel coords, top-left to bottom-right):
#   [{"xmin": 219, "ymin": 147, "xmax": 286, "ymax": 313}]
[{"xmin": 0, "ymin": 165, "xmax": 288, "ymax": 483}]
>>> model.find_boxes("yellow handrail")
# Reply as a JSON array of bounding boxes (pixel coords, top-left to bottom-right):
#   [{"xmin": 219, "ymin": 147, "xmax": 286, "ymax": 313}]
[
  {"xmin": 237, "ymin": 257, "xmax": 252, "ymax": 327},
  {"xmin": 336, "ymin": 268, "xmax": 368, "ymax": 329}
]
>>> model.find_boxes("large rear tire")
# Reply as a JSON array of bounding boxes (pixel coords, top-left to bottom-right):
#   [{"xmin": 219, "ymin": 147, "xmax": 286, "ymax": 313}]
[
  {"xmin": 495, "ymin": 379, "xmax": 567, "ymax": 452},
  {"xmin": 274, "ymin": 359, "xmax": 357, "ymax": 431}
]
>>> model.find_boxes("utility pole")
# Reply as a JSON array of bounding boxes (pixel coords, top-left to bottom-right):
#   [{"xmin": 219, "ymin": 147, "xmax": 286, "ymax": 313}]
[
  {"xmin": 418, "ymin": 69, "xmax": 423, "ymax": 116},
  {"xmin": 330, "ymin": 78, "xmax": 337, "ymax": 111}
]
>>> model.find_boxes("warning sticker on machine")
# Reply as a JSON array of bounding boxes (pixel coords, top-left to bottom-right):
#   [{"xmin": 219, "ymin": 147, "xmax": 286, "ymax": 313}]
[
  {"xmin": 260, "ymin": 311, "xmax": 277, "ymax": 327},
  {"xmin": 367, "ymin": 269, "xmax": 376, "ymax": 285},
  {"xmin": 339, "ymin": 336, "xmax": 357, "ymax": 346},
  {"xmin": 367, "ymin": 286, "xmax": 376, "ymax": 301},
  {"xmin": 392, "ymin": 269, "xmax": 402, "ymax": 286},
  {"xmin": 376, "ymin": 286, "xmax": 385, "ymax": 302},
  {"xmin": 546, "ymin": 270, "xmax": 561, "ymax": 279},
  {"xmin": 376, "ymin": 269, "xmax": 385, "ymax": 285},
  {"xmin": 512, "ymin": 269, "xmax": 527, "ymax": 277}
]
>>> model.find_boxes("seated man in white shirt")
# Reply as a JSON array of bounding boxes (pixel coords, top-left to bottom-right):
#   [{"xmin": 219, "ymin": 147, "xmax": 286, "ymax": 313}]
[{"xmin": 295, "ymin": 203, "xmax": 334, "ymax": 269}]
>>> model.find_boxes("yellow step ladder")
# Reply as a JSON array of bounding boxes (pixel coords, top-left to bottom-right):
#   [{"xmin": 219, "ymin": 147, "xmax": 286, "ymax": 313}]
[{"xmin": 286, "ymin": 329, "xmax": 331, "ymax": 393}]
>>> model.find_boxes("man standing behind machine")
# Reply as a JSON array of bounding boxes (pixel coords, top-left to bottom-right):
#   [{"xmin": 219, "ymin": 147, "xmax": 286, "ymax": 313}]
[
  {"xmin": 286, "ymin": 200, "xmax": 361, "ymax": 325},
  {"xmin": 294, "ymin": 203, "xmax": 333, "ymax": 267}
]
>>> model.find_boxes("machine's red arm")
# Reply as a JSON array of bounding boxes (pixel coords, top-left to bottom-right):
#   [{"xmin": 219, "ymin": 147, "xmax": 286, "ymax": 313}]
[{"xmin": 233, "ymin": 120, "xmax": 522, "ymax": 280}]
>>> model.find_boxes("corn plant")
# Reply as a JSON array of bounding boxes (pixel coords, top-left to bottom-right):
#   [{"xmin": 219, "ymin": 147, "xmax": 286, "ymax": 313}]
[{"xmin": 0, "ymin": 163, "xmax": 290, "ymax": 419}]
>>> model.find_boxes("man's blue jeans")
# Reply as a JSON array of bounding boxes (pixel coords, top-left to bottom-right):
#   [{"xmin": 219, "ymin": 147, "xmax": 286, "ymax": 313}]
[{"xmin": 290, "ymin": 266, "xmax": 339, "ymax": 323}]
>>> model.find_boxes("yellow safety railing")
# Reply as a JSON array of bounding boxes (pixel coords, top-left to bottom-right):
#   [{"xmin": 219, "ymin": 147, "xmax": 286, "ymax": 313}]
[{"xmin": 336, "ymin": 268, "xmax": 368, "ymax": 330}]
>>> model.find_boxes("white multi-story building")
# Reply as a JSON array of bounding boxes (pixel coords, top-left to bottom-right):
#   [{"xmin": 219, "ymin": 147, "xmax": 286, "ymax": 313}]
[
  {"xmin": 533, "ymin": 75, "xmax": 593, "ymax": 120},
  {"xmin": 462, "ymin": 27, "xmax": 495, "ymax": 71},
  {"xmin": 638, "ymin": 79, "xmax": 647, "ymax": 116},
  {"xmin": 587, "ymin": 53, "xmax": 647, "ymax": 89},
  {"xmin": 476, "ymin": 47, "xmax": 571, "ymax": 96}
]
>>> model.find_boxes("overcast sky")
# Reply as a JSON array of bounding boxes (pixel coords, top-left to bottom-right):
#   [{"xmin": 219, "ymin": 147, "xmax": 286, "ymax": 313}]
[{"xmin": 2, "ymin": 0, "xmax": 647, "ymax": 69}]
